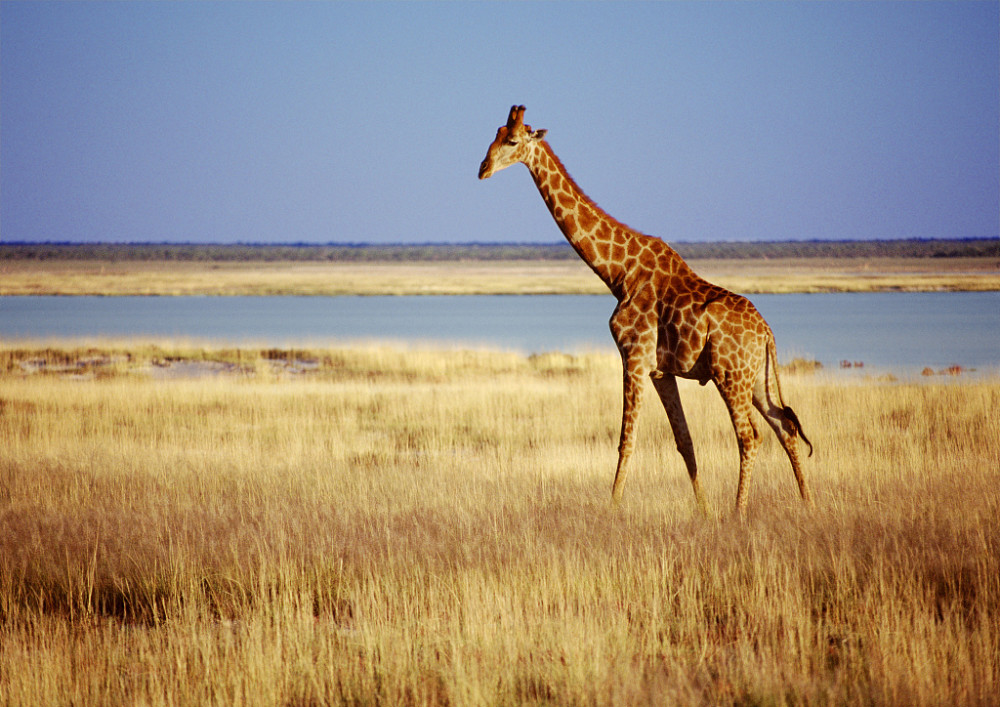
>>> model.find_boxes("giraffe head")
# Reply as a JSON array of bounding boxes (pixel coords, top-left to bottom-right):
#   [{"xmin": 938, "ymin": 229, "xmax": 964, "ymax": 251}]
[{"xmin": 478, "ymin": 105, "xmax": 547, "ymax": 180}]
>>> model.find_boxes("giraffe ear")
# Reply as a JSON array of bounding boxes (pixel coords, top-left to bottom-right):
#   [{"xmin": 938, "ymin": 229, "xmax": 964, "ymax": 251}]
[{"xmin": 531, "ymin": 129, "xmax": 547, "ymax": 140}]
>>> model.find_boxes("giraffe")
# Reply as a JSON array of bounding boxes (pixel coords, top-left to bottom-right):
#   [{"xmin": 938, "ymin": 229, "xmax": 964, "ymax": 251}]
[{"xmin": 478, "ymin": 105, "xmax": 814, "ymax": 512}]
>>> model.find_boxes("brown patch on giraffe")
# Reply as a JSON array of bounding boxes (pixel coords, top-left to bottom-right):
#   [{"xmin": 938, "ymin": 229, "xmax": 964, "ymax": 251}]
[
  {"xmin": 674, "ymin": 292, "xmax": 693, "ymax": 310},
  {"xmin": 662, "ymin": 256, "xmax": 681, "ymax": 278},
  {"xmin": 647, "ymin": 238, "xmax": 669, "ymax": 256},
  {"xmin": 627, "ymin": 238, "xmax": 642, "ymax": 257},
  {"xmin": 611, "ymin": 242, "xmax": 625, "ymax": 263},
  {"xmin": 638, "ymin": 247, "xmax": 658, "ymax": 271},
  {"xmin": 576, "ymin": 239, "xmax": 597, "ymax": 262},
  {"xmin": 558, "ymin": 193, "xmax": 575, "ymax": 210},
  {"xmin": 633, "ymin": 283, "xmax": 657, "ymax": 309},
  {"xmin": 578, "ymin": 206, "xmax": 597, "ymax": 232},
  {"xmin": 595, "ymin": 240, "xmax": 611, "ymax": 260}
]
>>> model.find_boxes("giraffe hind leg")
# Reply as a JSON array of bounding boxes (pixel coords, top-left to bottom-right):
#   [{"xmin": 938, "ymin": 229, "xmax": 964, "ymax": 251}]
[
  {"xmin": 752, "ymin": 388, "xmax": 814, "ymax": 507},
  {"xmin": 732, "ymin": 412, "xmax": 762, "ymax": 513},
  {"xmin": 717, "ymin": 380, "xmax": 762, "ymax": 513}
]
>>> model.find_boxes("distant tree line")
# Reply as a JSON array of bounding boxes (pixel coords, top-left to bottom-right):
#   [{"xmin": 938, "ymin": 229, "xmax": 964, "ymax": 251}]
[{"xmin": 2, "ymin": 238, "xmax": 998, "ymax": 262}]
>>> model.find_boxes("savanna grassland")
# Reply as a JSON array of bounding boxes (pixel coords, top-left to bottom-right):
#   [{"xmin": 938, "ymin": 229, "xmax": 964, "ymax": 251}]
[{"xmin": 1, "ymin": 344, "xmax": 997, "ymax": 706}]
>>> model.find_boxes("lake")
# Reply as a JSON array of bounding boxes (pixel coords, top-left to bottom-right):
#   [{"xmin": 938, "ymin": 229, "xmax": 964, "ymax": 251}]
[{"xmin": 1, "ymin": 293, "xmax": 998, "ymax": 375}]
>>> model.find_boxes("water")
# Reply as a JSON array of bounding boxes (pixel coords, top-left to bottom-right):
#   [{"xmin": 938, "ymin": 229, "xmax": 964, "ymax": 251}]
[{"xmin": 1, "ymin": 293, "xmax": 997, "ymax": 375}]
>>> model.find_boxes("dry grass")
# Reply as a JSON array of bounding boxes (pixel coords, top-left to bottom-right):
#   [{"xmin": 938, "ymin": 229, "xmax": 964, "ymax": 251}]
[
  {"xmin": 1, "ymin": 344, "xmax": 998, "ymax": 705},
  {"xmin": 2, "ymin": 256, "xmax": 999, "ymax": 295}
]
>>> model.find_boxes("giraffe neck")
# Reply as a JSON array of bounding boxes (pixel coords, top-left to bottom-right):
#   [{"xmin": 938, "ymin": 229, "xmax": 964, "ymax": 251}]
[{"xmin": 524, "ymin": 141, "xmax": 633, "ymax": 296}]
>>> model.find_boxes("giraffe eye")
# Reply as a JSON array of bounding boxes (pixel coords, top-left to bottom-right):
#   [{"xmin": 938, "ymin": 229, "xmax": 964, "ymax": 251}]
[{"xmin": 504, "ymin": 139, "xmax": 519, "ymax": 147}]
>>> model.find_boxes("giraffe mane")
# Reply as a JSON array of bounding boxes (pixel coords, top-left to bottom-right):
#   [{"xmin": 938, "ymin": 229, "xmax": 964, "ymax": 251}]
[{"xmin": 537, "ymin": 140, "xmax": 637, "ymax": 236}]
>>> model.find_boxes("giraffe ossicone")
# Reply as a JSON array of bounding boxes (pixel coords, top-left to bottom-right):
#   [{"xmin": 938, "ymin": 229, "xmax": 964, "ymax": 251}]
[{"xmin": 479, "ymin": 104, "xmax": 814, "ymax": 513}]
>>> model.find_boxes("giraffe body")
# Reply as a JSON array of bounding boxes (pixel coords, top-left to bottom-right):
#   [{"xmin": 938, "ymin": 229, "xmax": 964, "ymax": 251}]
[{"xmin": 479, "ymin": 106, "xmax": 813, "ymax": 512}]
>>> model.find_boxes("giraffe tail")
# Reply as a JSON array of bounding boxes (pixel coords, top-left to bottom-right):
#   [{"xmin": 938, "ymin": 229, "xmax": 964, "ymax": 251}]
[
  {"xmin": 766, "ymin": 336, "xmax": 814, "ymax": 457},
  {"xmin": 782, "ymin": 404, "xmax": 813, "ymax": 457}
]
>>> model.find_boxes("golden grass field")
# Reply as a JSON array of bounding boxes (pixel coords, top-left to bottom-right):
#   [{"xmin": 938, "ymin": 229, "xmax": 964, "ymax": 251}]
[
  {"xmin": 2, "ymin": 256, "xmax": 1000, "ymax": 295},
  {"xmin": 1, "ymin": 344, "xmax": 997, "ymax": 705}
]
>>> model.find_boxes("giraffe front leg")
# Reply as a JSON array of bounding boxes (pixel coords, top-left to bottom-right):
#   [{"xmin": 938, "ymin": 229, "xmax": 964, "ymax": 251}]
[
  {"xmin": 611, "ymin": 368, "xmax": 644, "ymax": 505},
  {"xmin": 608, "ymin": 297, "xmax": 656, "ymax": 505}
]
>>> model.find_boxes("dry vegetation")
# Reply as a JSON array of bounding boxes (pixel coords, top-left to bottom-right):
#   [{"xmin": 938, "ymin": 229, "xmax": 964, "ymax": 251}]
[
  {"xmin": 2, "ymin": 256, "xmax": 1000, "ymax": 296},
  {"xmin": 1, "ymin": 344, "xmax": 998, "ymax": 705}
]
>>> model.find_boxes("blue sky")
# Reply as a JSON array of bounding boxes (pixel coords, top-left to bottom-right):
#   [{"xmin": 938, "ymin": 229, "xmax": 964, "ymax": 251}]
[{"xmin": 2, "ymin": 1, "xmax": 997, "ymax": 244}]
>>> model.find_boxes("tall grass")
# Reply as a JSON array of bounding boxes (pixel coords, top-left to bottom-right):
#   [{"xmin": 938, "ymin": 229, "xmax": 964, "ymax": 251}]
[{"xmin": 1, "ymin": 345, "xmax": 997, "ymax": 705}]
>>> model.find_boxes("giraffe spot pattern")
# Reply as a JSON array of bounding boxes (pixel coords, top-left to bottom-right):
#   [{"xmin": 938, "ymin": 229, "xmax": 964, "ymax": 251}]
[{"xmin": 577, "ymin": 206, "xmax": 596, "ymax": 232}]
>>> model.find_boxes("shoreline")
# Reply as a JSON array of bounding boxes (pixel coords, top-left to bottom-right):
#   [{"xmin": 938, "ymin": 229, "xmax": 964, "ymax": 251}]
[{"xmin": 3, "ymin": 342, "xmax": 995, "ymax": 385}]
